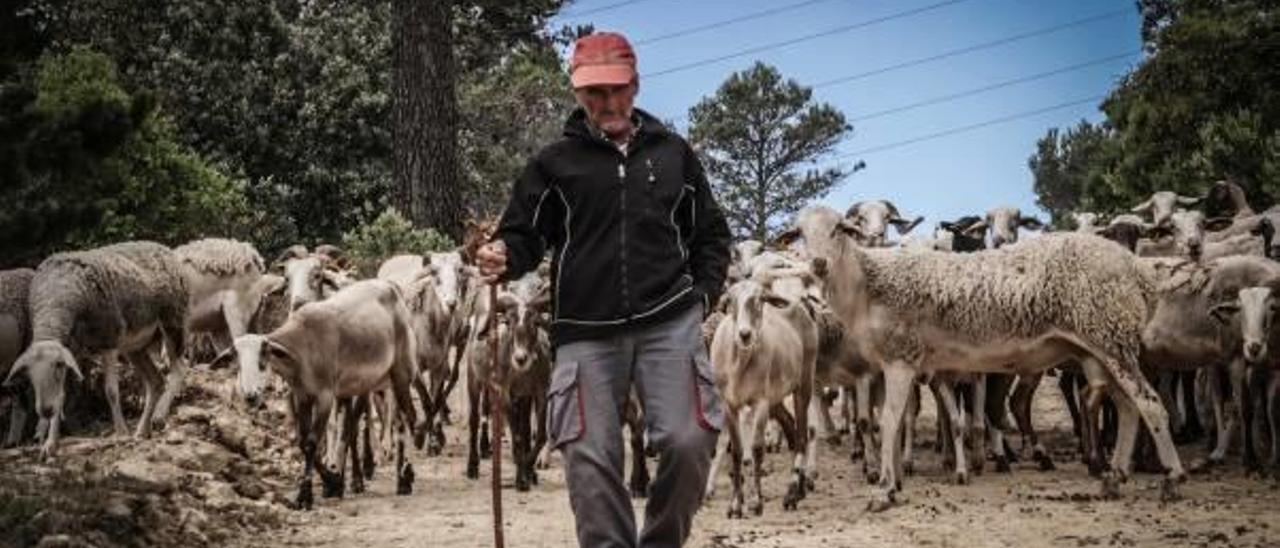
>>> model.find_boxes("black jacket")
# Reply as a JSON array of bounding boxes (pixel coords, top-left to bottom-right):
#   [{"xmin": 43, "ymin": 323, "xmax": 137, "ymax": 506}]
[{"xmin": 495, "ymin": 108, "xmax": 732, "ymax": 346}]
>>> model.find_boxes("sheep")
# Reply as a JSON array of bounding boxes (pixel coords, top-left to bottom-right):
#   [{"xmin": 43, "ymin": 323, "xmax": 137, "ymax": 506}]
[
  {"xmin": 966, "ymin": 206, "xmax": 1045, "ymax": 249},
  {"xmin": 843, "ymin": 200, "xmax": 923, "ymax": 247},
  {"xmin": 1139, "ymin": 256, "xmax": 1280, "ymax": 471},
  {"xmin": 172, "ymin": 238, "xmax": 266, "ymax": 418},
  {"xmin": 1202, "ymin": 179, "xmax": 1255, "ymax": 220},
  {"xmin": 816, "ymin": 226, "xmax": 1185, "ymax": 510},
  {"xmin": 1132, "ymin": 190, "xmax": 1202, "ymax": 228},
  {"xmin": 273, "ymin": 245, "xmax": 351, "ymax": 312},
  {"xmin": 728, "ymin": 240, "xmax": 765, "ymax": 282},
  {"xmin": 1137, "ymin": 210, "xmax": 1268, "ymax": 262},
  {"xmin": 1073, "ymin": 212, "xmax": 1102, "ymax": 233},
  {"xmin": 498, "ymin": 272, "xmax": 553, "ymax": 491},
  {"xmin": 774, "ymin": 206, "xmax": 882, "ymax": 480},
  {"xmin": 5, "ymin": 242, "xmax": 188, "ymax": 457},
  {"xmin": 710, "ymin": 273, "xmax": 819, "ymax": 518},
  {"xmin": 209, "ymin": 279, "xmax": 423, "ymax": 509},
  {"xmin": 1, "ymin": 269, "xmax": 35, "ymax": 447}
]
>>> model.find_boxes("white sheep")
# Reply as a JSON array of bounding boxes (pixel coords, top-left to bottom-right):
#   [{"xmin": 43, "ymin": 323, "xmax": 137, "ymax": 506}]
[
  {"xmin": 1, "ymin": 268, "xmax": 35, "ymax": 447},
  {"xmin": 818, "ymin": 226, "xmax": 1185, "ymax": 510},
  {"xmin": 5, "ymin": 242, "xmax": 188, "ymax": 457}
]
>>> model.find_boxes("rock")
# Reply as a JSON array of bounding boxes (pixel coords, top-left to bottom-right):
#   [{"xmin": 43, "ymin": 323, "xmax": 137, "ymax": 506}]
[
  {"xmin": 35, "ymin": 534, "xmax": 92, "ymax": 548},
  {"xmin": 200, "ymin": 481, "xmax": 241, "ymax": 510},
  {"xmin": 110, "ymin": 456, "xmax": 181, "ymax": 495}
]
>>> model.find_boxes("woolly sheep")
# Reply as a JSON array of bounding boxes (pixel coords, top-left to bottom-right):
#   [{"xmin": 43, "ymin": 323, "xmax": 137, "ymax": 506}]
[
  {"xmin": 843, "ymin": 200, "xmax": 923, "ymax": 247},
  {"xmin": 1132, "ymin": 190, "xmax": 1202, "ymax": 228},
  {"xmin": 818, "ymin": 227, "xmax": 1185, "ymax": 510},
  {"xmin": 6, "ymin": 242, "xmax": 188, "ymax": 457},
  {"xmin": 1, "ymin": 268, "xmax": 35, "ymax": 447}
]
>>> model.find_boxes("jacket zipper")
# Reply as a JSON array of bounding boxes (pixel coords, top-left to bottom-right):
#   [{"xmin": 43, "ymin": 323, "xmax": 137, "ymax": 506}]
[{"xmin": 618, "ymin": 160, "xmax": 632, "ymax": 317}]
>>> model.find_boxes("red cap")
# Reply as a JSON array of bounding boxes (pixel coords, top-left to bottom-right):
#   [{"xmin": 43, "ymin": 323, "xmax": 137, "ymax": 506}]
[{"xmin": 570, "ymin": 32, "xmax": 637, "ymax": 89}]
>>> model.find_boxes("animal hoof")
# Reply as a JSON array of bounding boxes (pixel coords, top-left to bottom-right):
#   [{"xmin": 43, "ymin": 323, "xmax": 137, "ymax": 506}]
[
  {"xmin": 849, "ymin": 448, "xmax": 864, "ymax": 463},
  {"xmin": 903, "ymin": 461, "xmax": 915, "ymax": 477},
  {"xmin": 864, "ymin": 468, "xmax": 880, "ymax": 485},
  {"xmin": 465, "ymin": 461, "xmax": 480, "ymax": 480},
  {"xmin": 750, "ymin": 500, "xmax": 764, "ymax": 516},
  {"xmin": 865, "ymin": 492, "xmax": 896, "ymax": 513},
  {"xmin": 783, "ymin": 483, "xmax": 804, "ymax": 511},
  {"xmin": 295, "ymin": 485, "xmax": 314, "ymax": 511},
  {"xmin": 995, "ymin": 456, "xmax": 1011, "ymax": 474},
  {"xmin": 1100, "ymin": 473, "xmax": 1123, "ymax": 500},
  {"xmin": 397, "ymin": 464, "xmax": 415, "ymax": 496},
  {"xmin": 952, "ymin": 471, "xmax": 969, "ymax": 486},
  {"xmin": 320, "ymin": 467, "xmax": 344, "ymax": 499},
  {"xmin": 1035, "ymin": 453, "xmax": 1056, "ymax": 472},
  {"xmin": 826, "ymin": 435, "xmax": 842, "ymax": 448},
  {"xmin": 351, "ymin": 480, "xmax": 366, "ymax": 495},
  {"xmin": 727, "ymin": 504, "xmax": 743, "ymax": 520}
]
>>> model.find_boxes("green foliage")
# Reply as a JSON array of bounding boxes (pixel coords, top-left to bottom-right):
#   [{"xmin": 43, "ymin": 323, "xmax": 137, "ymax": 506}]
[
  {"xmin": 1, "ymin": 48, "xmax": 250, "ymax": 267},
  {"xmin": 1029, "ymin": 120, "xmax": 1123, "ymax": 228},
  {"xmin": 689, "ymin": 62, "xmax": 855, "ymax": 241},
  {"xmin": 1030, "ymin": 1, "xmax": 1280, "ymax": 219},
  {"xmin": 341, "ymin": 207, "xmax": 455, "ymax": 277},
  {"xmin": 459, "ymin": 46, "xmax": 575, "ymax": 216}
]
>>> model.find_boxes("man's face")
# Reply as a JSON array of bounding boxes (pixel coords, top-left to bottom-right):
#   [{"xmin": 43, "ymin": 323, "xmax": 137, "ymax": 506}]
[{"xmin": 574, "ymin": 80, "xmax": 638, "ymax": 138}]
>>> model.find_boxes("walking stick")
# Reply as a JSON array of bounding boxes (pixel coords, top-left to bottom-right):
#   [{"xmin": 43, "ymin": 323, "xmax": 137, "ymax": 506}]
[{"xmin": 487, "ymin": 282, "xmax": 506, "ymax": 548}]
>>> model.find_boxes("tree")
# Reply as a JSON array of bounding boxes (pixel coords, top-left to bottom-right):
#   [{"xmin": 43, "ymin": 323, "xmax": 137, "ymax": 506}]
[
  {"xmin": 688, "ymin": 62, "xmax": 855, "ymax": 241},
  {"xmin": 1028, "ymin": 120, "xmax": 1123, "ymax": 228}
]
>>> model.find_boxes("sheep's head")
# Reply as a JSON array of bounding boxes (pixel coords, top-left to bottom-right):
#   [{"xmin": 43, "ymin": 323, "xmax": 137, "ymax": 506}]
[
  {"xmin": 982, "ymin": 207, "xmax": 1044, "ymax": 249},
  {"xmin": 1132, "ymin": 191, "xmax": 1201, "ymax": 228},
  {"xmin": 1146, "ymin": 210, "xmax": 1233, "ymax": 261},
  {"xmin": 428, "ymin": 251, "xmax": 466, "ymax": 314},
  {"xmin": 210, "ymin": 334, "xmax": 294, "ymax": 410},
  {"xmin": 844, "ymin": 200, "xmax": 922, "ymax": 247},
  {"xmin": 1072, "ymin": 212, "xmax": 1100, "ymax": 233},
  {"xmin": 278, "ymin": 252, "xmax": 349, "ymax": 312},
  {"xmin": 1210, "ymin": 286, "xmax": 1277, "ymax": 364},
  {"xmin": 725, "ymin": 280, "xmax": 790, "ymax": 351},
  {"xmin": 4, "ymin": 341, "xmax": 81, "ymax": 421},
  {"xmin": 937, "ymin": 216, "xmax": 987, "ymax": 252}
]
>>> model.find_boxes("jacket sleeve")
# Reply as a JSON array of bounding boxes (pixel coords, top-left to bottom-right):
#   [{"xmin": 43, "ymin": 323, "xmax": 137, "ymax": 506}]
[
  {"xmin": 683, "ymin": 143, "xmax": 732, "ymax": 312},
  {"xmin": 494, "ymin": 155, "xmax": 562, "ymax": 282}
]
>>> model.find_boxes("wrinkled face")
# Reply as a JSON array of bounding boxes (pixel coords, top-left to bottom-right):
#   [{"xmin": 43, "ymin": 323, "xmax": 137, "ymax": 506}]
[
  {"xmin": 284, "ymin": 256, "xmax": 326, "ymax": 312},
  {"xmin": 4, "ymin": 341, "xmax": 80, "ymax": 420},
  {"xmin": 428, "ymin": 251, "xmax": 465, "ymax": 313},
  {"xmin": 1236, "ymin": 287, "xmax": 1275, "ymax": 364},
  {"xmin": 574, "ymin": 81, "xmax": 638, "ymax": 138}
]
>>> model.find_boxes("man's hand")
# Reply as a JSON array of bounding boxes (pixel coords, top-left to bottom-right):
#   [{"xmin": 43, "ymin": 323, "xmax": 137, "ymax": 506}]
[{"xmin": 476, "ymin": 240, "xmax": 508, "ymax": 283}]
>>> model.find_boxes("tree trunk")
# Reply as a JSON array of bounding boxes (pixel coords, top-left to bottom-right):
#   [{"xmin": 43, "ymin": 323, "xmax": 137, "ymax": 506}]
[{"xmin": 393, "ymin": 0, "xmax": 463, "ymax": 242}]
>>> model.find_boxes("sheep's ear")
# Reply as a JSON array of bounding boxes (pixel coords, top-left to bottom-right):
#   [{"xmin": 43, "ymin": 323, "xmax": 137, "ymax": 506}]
[
  {"xmin": 1177, "ymin": 194, "xmax": 1202, "ymax": 206},
  {"xmin": 890, "ymin": 215, "xmax": 924, "ymax": 236},
  {"xmin": 831, "ymin": 220, "xmax": 864, "ymax": 240},
  {"xmin": 263, "ymin": 339, "xmax": 296, "ymax": 366},
  {"xmin": 1204, "ymin": 217, "xmax": 1235, "ymax": 232},
  {"xmin": 773, "ymin": 226, "xmax": 803, "ymax": 248},
  {"xmin": 3, "ymin": 360, "xmax": 27, "ymax": 387},
  {"xmin": 1250, "ymin": 217, "xmax": 1274, "ymax": 236},
  {"xmin": 1131, "ymin": 197, "xmax": 1154, "ymax": 213},
  {"xmin": 272, "ymin": 245, "xmax": 308, "ymax": 271},
  {"xmin": 208, "ymin": 346, "xmax": 237, "ymax": 371},
  {"xmin": 58, "ymin": 347, "xmax": 83, "ymax": 382},
  {"xmin": 961, "ymin": 220, "xmax": 988, "ymax": 238},
  {"xmin": 1210, "ymin": 301, "xmax": 1241, "ymax": 324},
  {"xmin": 1018, "ymin": 216, "xmax": 1045, "ymax": 230},
  {"xmin": 761, "ymin": 292, "xmax": 791, "ymax": 309}
]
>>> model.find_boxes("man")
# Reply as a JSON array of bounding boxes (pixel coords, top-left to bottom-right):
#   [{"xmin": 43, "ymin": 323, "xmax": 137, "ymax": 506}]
[{"xmin": 476, "ymin": 32, "xmax": 732, "ymax": 548}]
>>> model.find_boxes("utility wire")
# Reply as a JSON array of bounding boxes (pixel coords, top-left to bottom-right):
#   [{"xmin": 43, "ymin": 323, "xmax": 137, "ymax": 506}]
[
  {"xmin": 559, "ymin": 0, "xmax": 664, "ymax": 19},
  {"xmin": 824, "ymin": 94, "xmax": 1104, "ymax": 162},
  {"xmin": 642, "ymin": 0, "xmax": 973, "ymax": 79},
  {"xmin": 635, "ymin": 0, "xmax": 840, "ymax": 46},
  {"xmin": 814, "ymin": 7, "xmax": 1131, "ymax": 88},
  {"xmin": 850, "ymin": 50, "xmax": 1139, "ymax": 121}
]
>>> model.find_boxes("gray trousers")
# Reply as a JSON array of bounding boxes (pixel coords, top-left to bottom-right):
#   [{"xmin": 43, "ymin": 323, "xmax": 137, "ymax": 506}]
[{"xmin": 547, "ymin": 303, "xmax": 724, "ymax": 548}]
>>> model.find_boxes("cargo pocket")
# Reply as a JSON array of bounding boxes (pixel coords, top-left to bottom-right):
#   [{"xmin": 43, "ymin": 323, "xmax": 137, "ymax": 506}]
[
  {"xmin": 691, "ymin": 350, "xmax": 725, "ymax": 432},
  {"xmin": 547, "ymin": 360, "xmax": 585, "ymax": 449}
]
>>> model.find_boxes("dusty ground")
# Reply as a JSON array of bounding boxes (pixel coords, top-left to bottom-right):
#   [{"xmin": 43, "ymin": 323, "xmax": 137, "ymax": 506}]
[{"xmin": 263, "ymin": 377, "xmax": 1280, "ymax": 548}]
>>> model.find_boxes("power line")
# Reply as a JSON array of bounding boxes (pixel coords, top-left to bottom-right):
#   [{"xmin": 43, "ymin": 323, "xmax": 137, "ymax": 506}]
[
  {"xmin": 849, "ymin": 50, "xmax": 1139, "ymax": 122},
  {"xmin": 642, "ymin": 0, "xmax": 973, "ymax": 79},
  {"xmin": 813, "ymin": 7, "xmax": 1131, "ymax": 88},
  {"xmin": 559, "ymin": 0, "xmax": 663, "ymax": 19},
  {"xmin": 828, "ymin": 94, "xmax": 1104, "ymax": 160},
  {"xmin": 635, "ymin": 0, "xmax": 839, "ymax": 46}
]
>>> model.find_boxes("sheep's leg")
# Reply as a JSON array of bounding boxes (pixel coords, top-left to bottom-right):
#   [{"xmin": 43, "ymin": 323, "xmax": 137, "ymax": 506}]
[
  {"xmin": 901, "ymin": 382, "xmax": 919, "ymax": 477},
  {"xmin": 1104, "ymin": 389, "xmax": 1139, "ymax": 498},
  {"xmin": 386, "ymin": 360, "xmax": 419, "ymax": 496},
  {"xmin": 39, "ymin": 412, "xmax": 61, "ymax": 460},
  {"xmin": 152, "ymin": 326, "xmax": 187, "ymax": 425},
  {"xmin": 705, "ymin": 427, "xmax": 727, "ymax": 501},
  {"xmin": 294, "ymin": 396, "xmax": 317, "ymax": 510},
  {"xmin": 127, "ymin": 349, "xmax": 164, "ymax": 439},
  {"xmin": 743, "ymin": 402, "xmax": 769, "ymax": 517},
  {"xmin": 817, "ymin": 387, "xmax": 840, "ymax": 446},
  {"xmin": 511, "ymin": 395, "xmax": 534, "ymax": 492},
  {"xmin": 466, "ymin": 381, "xmax": 482, "ymax": 480},
  {"xmin": 804, "ymin": 393, "xmax": 824, "ymax": 489},
  {"xmin": 1208, "ymin": 365, "xmax": 1231, "ymax": 466},
  {"xmin": 1268, "ymin": 373, "xmax": 1280, "ymax": 473},
  {"xmin": 783, "ymin": 384, "xmax": 812, "ymax": 511},
  {"xmin": 1098, "ymin": 356, "xmax": 1185, "ymax": 501},
  {"xmin": 970, "ymin": 375, "xmax": 987, "ymax": 475},
  {"xmin": 1229, "ymin": 358, "xmax": 1260, "ymax": 472},
  {"xmin": 1157, "ymin": 372, "xmax": 1184, "ymax": 441},
  {"xmin": 530, "ymin": 390, "xmax": 548, "ymax": 482},
  {"xmin": 101, "ymin": 351, "xmax": 129, "ymax": 437},
  {"xmin": 839, "ymin": 387, "xmax": 853, "ymax": 435},
  {"xmin": 855, "ymin": 373, "xmax": 879, "ymax": 482},
  {"xmin": 479, "ymin": 387, "xmax": 492, "ymax": 460},
  {"xmin": 351, "ymin": 395, "xmax": 369, "ymax": 492},
  {"xmin": 933, "ymin": 379, "xmax": 969, "ymax": 484},
  {"xmin": 1014, "ymin": 374, "xmax": 1054, "ymax": 471},
  {"xmin": 725, "ymin": 404, "xmax": 745, "ymax": 519},
  {"xmin": 869, "ymin": 364, "xmax": 913, "ymax": 512},
  {"xmin": 1177, "ymin": 370, "xmax": 1206, "ymax": 442},
  {"xmin": 361, "ymin": 395, "xmax": 376, "ymax": 481},
  {"xmin": 426, "ymin": 370, "xmax": 448, "ymax": 456}
]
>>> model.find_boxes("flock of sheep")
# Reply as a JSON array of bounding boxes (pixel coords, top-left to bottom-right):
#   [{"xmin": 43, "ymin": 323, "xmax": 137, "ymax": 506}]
[{"xmin": 2, "ymin": 179, "xmax": 1280, "ymax": 520}]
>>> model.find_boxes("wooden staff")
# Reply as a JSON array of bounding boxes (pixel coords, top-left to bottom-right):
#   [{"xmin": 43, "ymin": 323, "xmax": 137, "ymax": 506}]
[{"xmin": 487, "ymin": 282, "xmax": 506, "ymax": 548}]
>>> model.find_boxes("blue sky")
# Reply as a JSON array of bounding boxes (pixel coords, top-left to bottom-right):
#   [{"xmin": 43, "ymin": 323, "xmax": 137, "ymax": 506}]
[{"xmin": 549, "ymin": 0, "xmax": 1142, "ymax": 229}]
